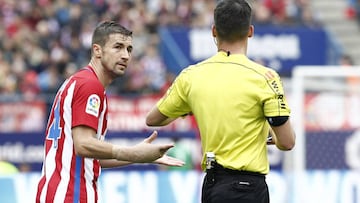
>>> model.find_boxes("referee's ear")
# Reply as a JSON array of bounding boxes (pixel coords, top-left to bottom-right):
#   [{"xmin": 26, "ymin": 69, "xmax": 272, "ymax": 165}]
[
  {"xmin": 211, "ymin": 24, "xmax": 217, "ymax": 37},
  {"xmin": 248, "ymin": 25, "xmax": 254, "ymax": 38}
]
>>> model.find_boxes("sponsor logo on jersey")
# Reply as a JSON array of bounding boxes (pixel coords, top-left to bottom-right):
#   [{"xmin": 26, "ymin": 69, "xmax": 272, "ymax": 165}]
[{"xmin": 86, "ymin": 94, "xmax": 100, "ymax": 117}]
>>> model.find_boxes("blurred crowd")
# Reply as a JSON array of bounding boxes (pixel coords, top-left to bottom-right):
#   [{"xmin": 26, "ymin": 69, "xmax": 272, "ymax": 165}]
[{"xmin": 0, "ymin": 0, "xmax": 319, "ymax": 99}]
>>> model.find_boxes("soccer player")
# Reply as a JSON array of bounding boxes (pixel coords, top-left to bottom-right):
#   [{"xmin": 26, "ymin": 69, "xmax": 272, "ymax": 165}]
[
  {"xmin": 146, "ymin": 0, "xmax": 296, "ymax": 202},
  {"xmin": 36, "ymin": 21, "xmax": 184, "ymax": 203}
]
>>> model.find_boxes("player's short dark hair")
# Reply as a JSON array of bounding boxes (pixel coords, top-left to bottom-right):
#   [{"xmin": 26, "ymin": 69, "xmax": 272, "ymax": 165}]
[
  {"xmin": 214, "ymin": 0, "xmax": 252, "ymax": 42},
  {"xmin": 91, "ymin": 21, "xmax": 133, "ymax": 47}
]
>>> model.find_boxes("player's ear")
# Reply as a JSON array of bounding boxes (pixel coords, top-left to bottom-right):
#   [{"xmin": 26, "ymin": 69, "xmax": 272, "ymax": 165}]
[
  {"xmin": 248, "ymin": 25, "xmax": 254, "ymax": 38},
  {"xmin": 93, "ymin": 44, "xmax": 102, "ymax": 58}
]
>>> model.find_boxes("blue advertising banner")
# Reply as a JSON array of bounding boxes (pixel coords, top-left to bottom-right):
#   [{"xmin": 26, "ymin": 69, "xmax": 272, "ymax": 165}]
[
  {"xmin": 159, "ymin": 26, "xmax": 327, "ymax": 77},
  {"xmin": 1, "ymin": 170, "xmax": 360, "ymax": 203},
  {"xmin": 306, "ymin": 130, "xmax": 360, "ymax": 170}
]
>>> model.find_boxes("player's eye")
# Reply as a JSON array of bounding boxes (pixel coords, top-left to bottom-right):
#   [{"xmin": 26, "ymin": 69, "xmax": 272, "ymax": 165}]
[{"xmin": 127, "ymin": 47, "xmax": 133, "ymax": 54}]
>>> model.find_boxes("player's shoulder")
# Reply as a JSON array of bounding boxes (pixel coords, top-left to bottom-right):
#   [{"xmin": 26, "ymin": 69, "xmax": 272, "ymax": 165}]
[
  {"xmin": 71, "ymin": 69, "xmax": 105, "ymax": 94},
  {"xmin": 73, "ymin": 68, "xmax": 97, "ymax": 79},
  {"xmin": 75, "ymin": 68, "xmax": 101, "ymax": 82}
]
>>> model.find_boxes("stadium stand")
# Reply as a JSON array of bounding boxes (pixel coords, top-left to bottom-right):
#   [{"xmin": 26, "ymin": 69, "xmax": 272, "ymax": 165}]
[{"xmin": 0, "ymin": 0, "xmax": 326, "ymax": 98}]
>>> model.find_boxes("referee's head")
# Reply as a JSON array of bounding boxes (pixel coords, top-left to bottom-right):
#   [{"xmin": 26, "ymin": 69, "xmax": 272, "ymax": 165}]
[{"xmin": 213, "ymin": 0, "xmax": 252, "ymax": 42}]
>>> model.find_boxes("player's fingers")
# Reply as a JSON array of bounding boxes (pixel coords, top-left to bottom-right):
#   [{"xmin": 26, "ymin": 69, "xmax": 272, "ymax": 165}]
[{"xmin": 144, "ymin": 131, "xmax": 158, "ymax": 143}]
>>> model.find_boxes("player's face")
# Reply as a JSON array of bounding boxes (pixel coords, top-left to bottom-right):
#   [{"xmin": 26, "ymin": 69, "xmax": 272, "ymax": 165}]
[{"xmin": 100, "ymin": 33, "xmax": 133, "ymax": 78}]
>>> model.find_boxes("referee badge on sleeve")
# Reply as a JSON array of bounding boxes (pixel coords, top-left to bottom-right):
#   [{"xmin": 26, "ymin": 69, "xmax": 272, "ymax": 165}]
[{"xmin": 86, "ymin": 94, "xmax": 100, "ymax": 117}]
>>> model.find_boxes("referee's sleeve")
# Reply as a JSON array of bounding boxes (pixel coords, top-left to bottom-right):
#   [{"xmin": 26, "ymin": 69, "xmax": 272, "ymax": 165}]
[{"xmin": 263, "ymin": 70, "xmax": 291, "ymax": 117}]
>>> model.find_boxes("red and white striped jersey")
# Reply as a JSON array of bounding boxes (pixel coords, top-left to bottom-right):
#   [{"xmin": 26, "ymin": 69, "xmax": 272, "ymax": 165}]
[{"xmin": 36, "ymin": 66, "xmax": 108, "ymax": 203}]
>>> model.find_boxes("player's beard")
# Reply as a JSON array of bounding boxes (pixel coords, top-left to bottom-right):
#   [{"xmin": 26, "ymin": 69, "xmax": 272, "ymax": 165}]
[
  {"xmin": 102, "ymin": 59, "xmax": 127, "ymax": 79},
  {"xmin": 112, "ymin": 63, "xmax": 126, "ymax": 76}
]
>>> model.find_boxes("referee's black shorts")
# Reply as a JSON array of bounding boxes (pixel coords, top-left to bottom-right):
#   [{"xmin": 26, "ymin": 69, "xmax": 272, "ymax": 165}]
[{"xmin": 201, "ymin": 163, "xmax": 269, "ymax": 203}]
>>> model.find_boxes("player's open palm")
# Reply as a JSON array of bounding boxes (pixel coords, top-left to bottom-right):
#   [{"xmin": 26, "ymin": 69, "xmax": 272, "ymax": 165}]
[
  {"xmin": 154, "ymin": 155, "xmax": 185, "ymax": 166},
  {"xmin": 131, "ymin": 131, "xmax": 175, "ymax": 163}
]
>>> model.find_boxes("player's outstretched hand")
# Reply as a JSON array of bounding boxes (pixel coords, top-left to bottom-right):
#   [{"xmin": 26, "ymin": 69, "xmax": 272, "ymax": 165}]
[
  {"xmin": 142, "ymin": 131, "xmax": 174, "ymax": 155},
  {"xmin": 112, "ymin": 131, "xmax": 180, "ymax": 164},
  {"xmin": 136, "ymin": 131, "xmax": 185, "ymax": 166}
]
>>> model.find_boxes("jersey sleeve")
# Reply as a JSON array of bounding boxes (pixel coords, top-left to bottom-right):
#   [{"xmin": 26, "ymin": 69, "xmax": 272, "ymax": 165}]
[
  {"xmin": 72, "ymin": 79, "xmax": 105, "ymax": 131},
  {"xmin": 262, "ymin": 70, "xmax": 291, "ymax": 117},
  {"xmin": 157, "ymin": 70, "xmax": 192, "ymax": 117}
]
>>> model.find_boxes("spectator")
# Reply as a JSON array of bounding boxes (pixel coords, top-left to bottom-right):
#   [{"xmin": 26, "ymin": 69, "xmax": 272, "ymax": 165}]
[
  {"xmin": 37, "ymin": 64, "xmax": 62, "ymax": 94},
  {"xmin": 339, "ymin": 54, "xmax": 354, "ymax": 66},
  {"xmin": 141, "ymin": 44, "xmax": 167, "ymax": 93},
  {"xmin": 345, "ymin": 0, "xmax": 357, "ymax": 19},
  {"xmin": 19, "ymin": 70, "xmax": 40, "ymax": 99},
  {"xmin": 338, "ymin": 54, "xmax": 359, "ymax": 90},
  {"xmin": 253, "ymin": 2, "xmax": 273, "ymax": 25},
  {"xmin": 263, "ymin": 0, "xmax": 287, "ymax": 24},
  {"xmin": 122, "ymin": 57, "xmax": 149, "ymax": 94}
]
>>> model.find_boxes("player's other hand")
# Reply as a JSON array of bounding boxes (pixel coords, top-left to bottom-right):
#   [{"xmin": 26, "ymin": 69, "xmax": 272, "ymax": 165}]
[
  {"xmin": 266, "ymin": 134, "xmax": 275, "ymax": 145},
  {"xmin": 154, "ymin": 155, "xmax": 185, "ymax": 166}
]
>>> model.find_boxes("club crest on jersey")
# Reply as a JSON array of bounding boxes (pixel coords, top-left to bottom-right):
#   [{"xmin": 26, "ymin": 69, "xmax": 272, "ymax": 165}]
[{"xmin": 86, "ymin": 94, "xmax": 100, "ymax": 117}]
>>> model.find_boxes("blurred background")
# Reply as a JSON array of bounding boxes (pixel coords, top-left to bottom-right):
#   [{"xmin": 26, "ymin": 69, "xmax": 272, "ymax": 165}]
[{"xmin": 0, "ymin": 0, "xmax": 360, "ymax": 202}]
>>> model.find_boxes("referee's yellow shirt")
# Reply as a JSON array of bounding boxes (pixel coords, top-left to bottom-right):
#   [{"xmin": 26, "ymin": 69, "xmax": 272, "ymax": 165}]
[{"xmin": 157, "ymin": 52, "xmax": 291, "ymax": 174}]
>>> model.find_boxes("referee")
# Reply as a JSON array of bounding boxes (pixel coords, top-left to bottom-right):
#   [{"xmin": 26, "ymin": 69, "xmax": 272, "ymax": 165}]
[{"xmin": 146, "ymin": 0, "xmax": 296, "ymax": 202}]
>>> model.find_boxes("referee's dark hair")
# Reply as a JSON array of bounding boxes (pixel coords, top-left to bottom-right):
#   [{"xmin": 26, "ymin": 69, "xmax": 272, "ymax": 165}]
[{"xmin": 214, "ymin": 0, "xmax": 252, "ymax": 42}]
